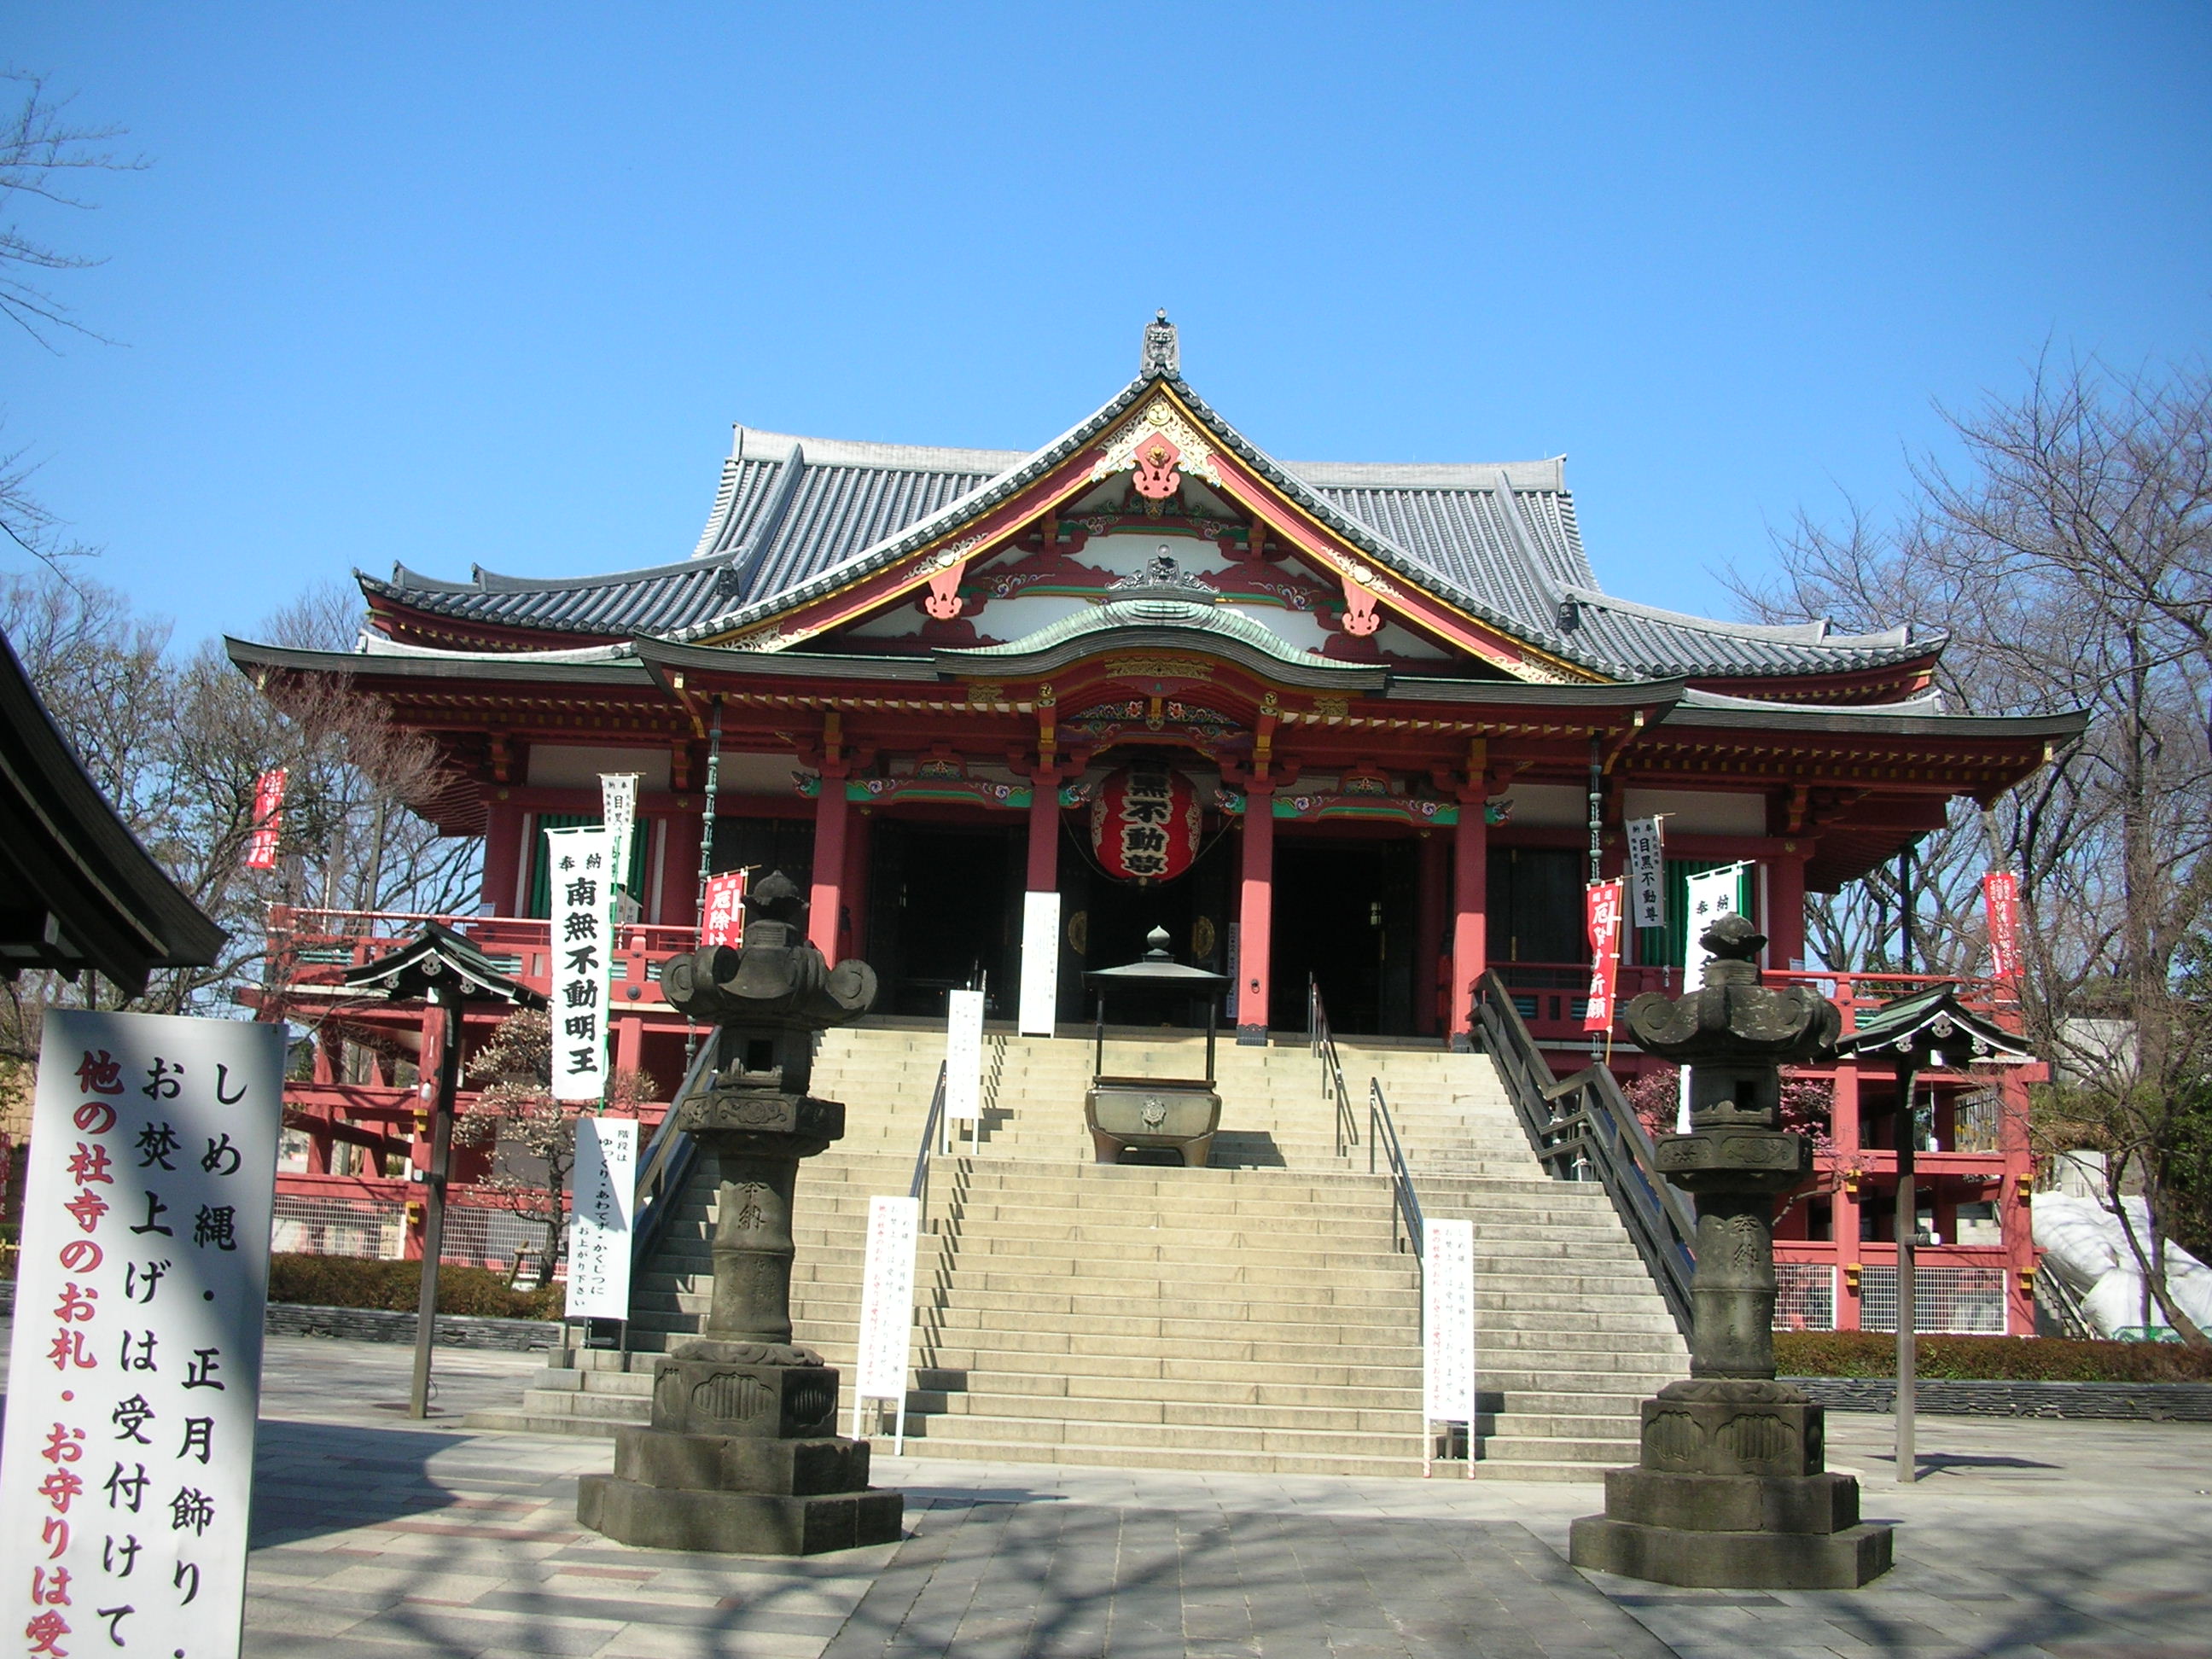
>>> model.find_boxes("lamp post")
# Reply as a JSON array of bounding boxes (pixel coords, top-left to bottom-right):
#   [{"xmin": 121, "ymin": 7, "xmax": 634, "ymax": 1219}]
[
  {"xmin": 341, "ymin": 921, "xmax": 544, "ymax": 1419},
  {"xmin": 1828, "ymin": 987, "xmax": 2034, "ymax": 1483}
]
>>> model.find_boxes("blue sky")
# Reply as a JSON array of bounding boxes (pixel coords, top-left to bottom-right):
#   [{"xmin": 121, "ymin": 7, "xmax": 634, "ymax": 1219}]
[{"xmin": 5, "ymin": 3, "xmax": 2209, "ymax": 647}]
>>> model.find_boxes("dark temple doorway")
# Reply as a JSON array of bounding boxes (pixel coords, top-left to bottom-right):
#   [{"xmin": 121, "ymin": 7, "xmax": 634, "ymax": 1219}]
[
  {"xmin": 867, "ymin": 820, "xmax": 1023, "ymax": 1019},
  {"xmin": 1060, "ymin": 823, "xmax": 1233, "ymax": 1027},
  {"xmin": 1268, "ymin": 836, "xmax": 1418, "ymax": 1036}
]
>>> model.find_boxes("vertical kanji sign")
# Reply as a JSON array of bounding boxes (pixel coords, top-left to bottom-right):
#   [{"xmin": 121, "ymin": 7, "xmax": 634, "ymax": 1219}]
[
  {"xmin": 1982, "ymin": 870, "xmax": 2023, "ymax": 984},
  {"xmin": 242, "ymin": 770, "xmax": 287, "ymax": 872},
  {"xmin": 546, "ymin": 826, "xmax": 614, "ymax": 1103},
  {"xmin": 851, "ymin": 1195, "xmax": 919, "ymax": 1452},
  {"xmin": 598, "ymin": 773, "xmax": 637, "ymax": 889},
  {"xmin": 1624, "ymin": 815, "xmax": 1666, "ymax": 932},
  {"xmin": 700, "ymin": 870, "xmax": 748, "ymax": 949},
  {"xmin": 1582, "ymin": 879, "xmax": 1625, "ymax": 1032},
  {"xmin": 564, "ymin": 1118, "xmax": 636, "ymax": 1322},
  {"xmin": 1423, "ymin": 1217, "xmax": 1476, "ymax": 1478},
  {"xmin": 1, "ymin": 1009, "xmax": 284, "ymax": 1659}
]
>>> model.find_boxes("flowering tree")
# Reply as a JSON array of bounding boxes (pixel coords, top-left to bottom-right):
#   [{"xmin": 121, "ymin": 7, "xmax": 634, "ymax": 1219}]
[
  {"xmin": 453, "ymin": 1009, "xmax": 652, "ymax": 1280},
  {"xmin": 1624, "ymin": 1065, "xmax": 1843, "ymax": 1218}
]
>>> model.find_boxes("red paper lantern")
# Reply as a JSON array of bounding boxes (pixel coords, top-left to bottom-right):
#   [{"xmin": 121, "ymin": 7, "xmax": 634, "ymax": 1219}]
[{"xmin": 1090, "ymin": 765, "xmax": 1202, "ymax": 884}]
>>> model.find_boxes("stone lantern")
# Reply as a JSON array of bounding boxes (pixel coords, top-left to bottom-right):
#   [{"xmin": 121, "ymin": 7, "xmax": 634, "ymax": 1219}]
[
  {"xmin": 577, "ymin": 872, "xmax": 904, "ymax": 1554},
  {"xmin": 1569, "ymin": 913, "xmax": 1894, "ymax": 1588}
]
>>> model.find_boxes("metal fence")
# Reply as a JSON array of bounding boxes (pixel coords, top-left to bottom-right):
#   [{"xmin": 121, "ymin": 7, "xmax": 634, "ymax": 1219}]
[
  {"xmin": 1858, "ymin": 1265, "xmax": 2006, "ymax": 1333},
  {"xmin": 269, "ymin": 1190, "xmax": 554, "ymax": 1272},
  {"xmin": 1773, "ymin": 1262, "xmax": 1837, "ymax": 1330}
]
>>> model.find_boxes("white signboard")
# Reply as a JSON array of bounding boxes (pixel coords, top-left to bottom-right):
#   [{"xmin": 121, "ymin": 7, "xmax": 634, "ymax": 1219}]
[
  {"xmin": 1017, "ymin": 890, "xmax": 1061, "ymax": 1037},
  {"xmin": 546, "ymin": 825, "xmax": 614, "ymax": 1103},
  {"xmin": 1678, "ymin": 865, "xmax": 1744, "ymax": 1133},
  {"xmin": 1, "ymin": 1010, "xmax": 284, "ymax": 1659},
  {"xmin": 599, "ymin": 773, "xmax": 638, "ymax": 884},
  {"xmin": 944, "ymin": 990, "xmax": 985, "ymax": 1125},
  {"xmin": 565, "ymin": 1117, "xmax": 637, "ymax": 1321},
  {"xmin": 852, "ymin": 1196, "xmax": 920, "ymax": 1451},
  {"xmin": 1423, "ymin": 1218, "xmax": 1476, "ymax": 1478},
  {"xmin": 1626, "ymin": 816, "xmax": 1667, "ymax": 932}
]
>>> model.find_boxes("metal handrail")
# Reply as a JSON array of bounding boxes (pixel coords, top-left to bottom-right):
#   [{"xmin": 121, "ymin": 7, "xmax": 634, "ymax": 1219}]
[
  {"xmin": 1472, "ymin": 970, "xmax": 1697, "ymax": 1336},
  {"xmin": 1368, "ymin": 1078, "xmax": 1425, "ymax": 1260},
  {"xmin": 909, "ymin": 1061, "xmax": 951, "ymax": 1217},
  {"xmin": 1307, "ymin": 976, "xmax": 1359, "ymax": 1158},
  {"xmin": 2036, "ymin": 1264, "xmax": 2097, "ymax": 1341},
  {"xmin": 631, "ymin": 1039, "xmax": 718, "ymax": 1266}
]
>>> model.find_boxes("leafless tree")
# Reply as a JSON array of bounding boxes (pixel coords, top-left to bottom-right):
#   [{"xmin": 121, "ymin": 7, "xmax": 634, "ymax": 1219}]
[
  {"xmin": 0, "ymin": 573, "xmax": 485, "ymax": 1067},
  {"xmin": 0, "ymin": 71, "xmax": 148, "ymax": 571},
  {"xmin": 1728, "ymin": 354, "xmax": 2212, "ymax": 1342}
]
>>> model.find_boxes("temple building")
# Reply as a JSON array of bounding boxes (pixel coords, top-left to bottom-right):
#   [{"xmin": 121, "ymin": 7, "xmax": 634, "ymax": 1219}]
[{"xmin": 235, "ymin": 317, "xmax": 2079, "ymax": 1412}]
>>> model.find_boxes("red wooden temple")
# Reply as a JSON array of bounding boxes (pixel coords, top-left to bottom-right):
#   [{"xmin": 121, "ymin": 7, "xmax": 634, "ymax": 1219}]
[{"xmin": 233, "ymin": 316, "xmax": 2080, "ymax": 1334}]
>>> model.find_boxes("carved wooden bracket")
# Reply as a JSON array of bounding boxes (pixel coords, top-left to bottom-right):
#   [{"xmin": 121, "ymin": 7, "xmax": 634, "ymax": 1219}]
[{"xmin": 1339, "ymin": 573, "xmax": 1382, "ymax": 637}]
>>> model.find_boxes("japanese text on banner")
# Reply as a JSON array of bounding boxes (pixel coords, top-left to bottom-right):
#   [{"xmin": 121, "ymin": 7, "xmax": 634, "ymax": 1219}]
[
  {"xmin": 1423, "ymin": 1219, "xmax": 1476, "ymax": 1426},
  {"xmin": 1982, "ymin": 870, "xmax": 2023, "ymax": 984},
  {"xmin": 546, "ymin": 825, "xmax": 614, "ymax": 1103},
  {"xmin": 853, "ymin": 1196, "xmax": 919, "ymax": 1402},
  {"xmin": 0, "ymin": 1009, "xmax": 285, "ymax": 1659},
  {"xmin": 1582, "ymin": 880, "xmax": 1625, "ymax": 1032},
  {"xmin": 566, "ymin": 1119, "xmax": 637, "ymax": 1322},
  {"xmin": 243, "ymin": 769, "xmax": 287, "ymax": 872},
  {"xmin": 701, "ymin": 870, "xmax": 748, "ymax": 949},
  {"xmin": 1625, "ymin": 816, "xmax": 1665, "ymax": 932},
  {"xmin": 944, "ymin": 990, "xmax": 985, "ymax": 1124}
]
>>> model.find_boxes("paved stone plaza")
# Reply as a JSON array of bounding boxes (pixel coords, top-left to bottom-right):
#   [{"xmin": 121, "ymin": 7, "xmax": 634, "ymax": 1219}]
[{"xmin": 3, "ymin": 1329, "xmax": 2209, "ymax": 1656}]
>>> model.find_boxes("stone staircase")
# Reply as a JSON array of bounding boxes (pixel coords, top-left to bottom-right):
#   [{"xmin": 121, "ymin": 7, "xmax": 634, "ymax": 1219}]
[{"xmin": 467, "ymin": 1023, "xmax": 1686, "ymax": 1479}]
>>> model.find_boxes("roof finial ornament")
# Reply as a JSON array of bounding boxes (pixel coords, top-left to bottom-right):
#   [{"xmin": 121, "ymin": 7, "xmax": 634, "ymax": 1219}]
[{"xmin": 1141, "ymin": 308, "xmax": 1179, "ymax": 378}]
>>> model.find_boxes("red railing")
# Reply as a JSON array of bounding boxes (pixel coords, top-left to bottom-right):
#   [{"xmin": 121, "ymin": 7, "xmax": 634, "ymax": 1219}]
[{"xmin": 266, "ymin": 905, "xmax": 701, "ymax": 1009}]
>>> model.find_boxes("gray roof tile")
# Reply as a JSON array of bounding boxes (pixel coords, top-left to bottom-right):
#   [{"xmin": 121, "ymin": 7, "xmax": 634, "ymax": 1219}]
[{"xmin": 362, "ymin": 390, "xmax": 1937, "ymax": 682}]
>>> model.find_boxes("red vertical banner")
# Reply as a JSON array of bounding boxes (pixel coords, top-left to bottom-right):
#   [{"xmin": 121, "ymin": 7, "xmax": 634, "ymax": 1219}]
[
  {"xmin": 1982, "ymin": 870, "xmax": 2023, "ymax": 984},
  {"xmin": 1583, "ymin": 879, "xmax": 1625, "ymax": 1031},
  {"xmin": 701, "ymin": 870, "xmax": 748, "ymax": 947},
  {"xmin": 244, "ymin": 766, "xmax": 288, "ymax": 870}
]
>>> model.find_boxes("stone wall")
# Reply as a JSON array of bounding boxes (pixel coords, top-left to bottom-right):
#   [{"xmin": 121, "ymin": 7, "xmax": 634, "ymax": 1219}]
[{"xmin": 1787, "ymin": 1375, "xmax": 2212, "ymax": 1422}]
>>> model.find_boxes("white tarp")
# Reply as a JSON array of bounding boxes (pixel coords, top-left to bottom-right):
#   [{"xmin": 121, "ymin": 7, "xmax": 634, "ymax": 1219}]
[
  {"xmin": 0, "ymin": 1010, "xmax": 285, "ymax": 1659},
  {"xmin": 565, "ymin": 1117, "xmax": 637, "ymax": 1321},
  {"xmin": 546, "ymin": 825, "xmax": 614, "ymax": 1103},
  {"xmin": 944, "ymin": 989, "xmax": 985, "ymax": 1124},
  {"xmin": 2033, "ymin": 1192, "xmax": 2212, "ymax": 1338}
]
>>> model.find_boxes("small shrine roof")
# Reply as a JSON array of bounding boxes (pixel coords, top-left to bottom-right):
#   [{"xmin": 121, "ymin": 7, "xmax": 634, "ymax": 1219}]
[{"xmin": 354, "ymin": 364, "xmax": 1943, "ymax": 686}]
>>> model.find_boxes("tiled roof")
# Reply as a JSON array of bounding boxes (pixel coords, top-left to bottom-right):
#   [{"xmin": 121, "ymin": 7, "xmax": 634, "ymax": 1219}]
[{"xmin": 360, "ymin": 382, "xmax": 1939, "ymax": 683}]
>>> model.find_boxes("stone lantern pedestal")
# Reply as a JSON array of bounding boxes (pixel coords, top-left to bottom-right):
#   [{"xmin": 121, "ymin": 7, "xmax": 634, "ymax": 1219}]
[
  {"xmin": 576, "ymin": 873, "xmax": 904, "ymax": 1555},
  {"xmin": 1569, "ymin": 916, "xmax": 1892, "ymax": 1588}
]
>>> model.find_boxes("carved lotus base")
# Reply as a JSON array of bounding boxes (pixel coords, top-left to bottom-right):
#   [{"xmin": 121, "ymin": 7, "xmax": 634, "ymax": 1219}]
[{"xmin": 1569, "ymin": 1377, "xmax": 1892, "ymax": 1587}]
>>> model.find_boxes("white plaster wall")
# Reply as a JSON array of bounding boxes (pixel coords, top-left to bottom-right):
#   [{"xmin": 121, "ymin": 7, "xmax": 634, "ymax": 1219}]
[
  {"xmin": 525, "ymin": 744, "xmax": 673, "ymax": 790},
  {"xmin": 1622, "ymin": 788, "xmax": 1768, "ymax": 837}
]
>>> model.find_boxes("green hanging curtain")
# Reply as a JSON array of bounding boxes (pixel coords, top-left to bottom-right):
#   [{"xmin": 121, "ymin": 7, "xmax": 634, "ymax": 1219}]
[
  {"xmin": 526, "ymin": 813, "xmax": 647, "ymax": 918},
  {"xmin": 1636, "ymin": 858, "xmax": 1755, "ymax": 969}
]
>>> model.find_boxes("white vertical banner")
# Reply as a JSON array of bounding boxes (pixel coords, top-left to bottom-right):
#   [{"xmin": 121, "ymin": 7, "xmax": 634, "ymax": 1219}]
[
  {"xmin": 1678, "ymin": 864, "xmax": 1744, "ymax": 1133},
  {"xmin": 1423, "ymin": 1218, "xmax": 1477, "ymax": 1479},
  {"xmin": 599, "ymin": 773, "xmax": 638, "ymax": 872},
  {"xmin": 1625, "ymin": 816, "xmax": 1667, "ymax": 931},
  {"xmin": 1, "ymin": 1010, "xmax": 285, "ymax": 1659},
  {"xmin": 547, "ymin": 825, "xmax": 614, "ymax": 1103},
  {"xmin": 1017, "ymin": 890, "xmax": 1061, "ymax": 1037},
  {"xmin": 565, "ymin": 1118, "xmax": 637, "ymax": 1321},
  {"xmin": 852, "ymin": 1195, "xmax": 920, "ymax": 1452},
  {"xmin": 944, "ymin": 989, "xmax": 985, "ymax": 1126}
]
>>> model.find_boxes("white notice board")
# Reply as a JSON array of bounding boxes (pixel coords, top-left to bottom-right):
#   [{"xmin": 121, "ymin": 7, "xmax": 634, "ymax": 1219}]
[
  {"xmin": 566, "ymin": 1117, "xmax": 637, "ymax": 1321},
  {"xmin": 852, "ymin": 1195, "xmax": 920, "ymax": 1452},
  {"xmin": 1017, "ymin": 891, "xmax": 1060, "ymax": 1037},
  {"xmin": 1423, "ymin": 1217, "xmax": 1476, "ymax": 1478},
  {"xmin": 945, "ymin": 990, "xmax": 985, "ymax": 1125},
  {"xmin": 0, "ymin": 1009, "xmax": 286, "ymax": 1659}
]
